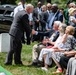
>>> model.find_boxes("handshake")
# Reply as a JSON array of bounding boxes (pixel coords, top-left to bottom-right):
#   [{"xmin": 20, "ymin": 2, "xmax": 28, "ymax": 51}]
[{"xmin": 31, "ymin": 29, "xmax": 37, "ymax": 35}]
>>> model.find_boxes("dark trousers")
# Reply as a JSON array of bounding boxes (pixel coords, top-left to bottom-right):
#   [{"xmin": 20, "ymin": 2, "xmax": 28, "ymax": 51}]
[
  {"xmin": 5, "ymin": 35, "xmax": 22, "ymax": 64},
  {"xmin": 34, "ymin": 23, "xmax": 39, "ymax": 31},
  {"xmin": 26, "ymin": 32, "xmax": 31, "ymax": 45},
  {"xmin": 59, "ymin": 55, "xmax": 72, "ymax": 69}
]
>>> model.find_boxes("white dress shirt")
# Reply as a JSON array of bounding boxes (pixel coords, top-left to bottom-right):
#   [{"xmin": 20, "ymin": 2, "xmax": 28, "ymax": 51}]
[{"xmin": 13, "ymin": 4, "xmax": 26, "ymax": 17}]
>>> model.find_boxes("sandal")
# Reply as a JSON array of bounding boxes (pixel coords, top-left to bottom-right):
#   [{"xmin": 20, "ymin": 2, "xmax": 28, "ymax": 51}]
[{"xmin": 52, "ymin": 68, "xmax": 62, "ymax": 74}]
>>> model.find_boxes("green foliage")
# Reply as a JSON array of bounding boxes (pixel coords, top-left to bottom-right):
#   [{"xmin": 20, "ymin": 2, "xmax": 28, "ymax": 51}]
[
  {"xmin": 1, "ymin": 0, "xmax": 76, "ymax": 5},
  {"xmin": 31, "ymin": 0, "xmax": 38, "ymax": 7},
  {"xmin": 51, "ymin": 0, "xmax": 76, "ymax": 9},
  {"xmin": 15, "ymin": 0, "xmax": 37, "ymax": 6},
  {"xmin": 51, "ymin": 0, "xmax": 66, "ymax": 9},
  {"xmin": 15, "ymin": 0, "xmax": 20, "ymax": 4}
]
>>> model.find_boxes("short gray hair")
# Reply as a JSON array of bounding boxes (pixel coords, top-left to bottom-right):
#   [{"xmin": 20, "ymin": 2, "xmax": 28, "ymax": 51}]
[
  {"xmin": 54, "ymin": 21, "xmax": 61, "ymax": 26},
  {"xmin": 52, "ymin": 4, "xmax": 58, "ymax": 7},
  {"xmin": 26, "ymin": 4, "xmax": 34, "ymax": 9}
]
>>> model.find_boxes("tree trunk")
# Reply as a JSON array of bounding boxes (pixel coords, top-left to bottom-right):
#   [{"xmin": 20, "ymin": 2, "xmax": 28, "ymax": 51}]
[
  {"xmin": 38, "ymin": 0, "xmax": 45, "ymax": 5},
  {"xmin": 46, "ymin": 0, "xmax": 51, "ymax": 3}
]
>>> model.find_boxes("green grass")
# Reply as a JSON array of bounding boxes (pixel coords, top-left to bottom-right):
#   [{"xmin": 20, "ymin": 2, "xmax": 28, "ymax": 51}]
[{"xmin": 0, "ymin": 42, "xmax": 63, "ymax": 75}]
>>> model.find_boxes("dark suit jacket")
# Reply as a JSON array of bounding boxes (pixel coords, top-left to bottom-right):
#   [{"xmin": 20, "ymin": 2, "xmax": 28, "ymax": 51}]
[
  {"xmin": 52, "ymin": 31, "xmax": 59, "ymax": 42},
  {"xmin": 33, "ymin": 8, "xmax": 39, "ymax": 22},
  {"xmin": 46, "ymin": 11, "xmax": 63, "ymax": 29},
  {"xmin": 37, "ymin": 30, "xmax": 59, "ymax": 46},
  {"xmin": 37, "ymin": 29, "xmax": 59, "ymax": 41},
  {"xmin": 9, "ymin": 10, "xmax": 32, "ymax": 40},
  {"xmin": 37, "ymin": 29, "xmax": 54, "ymax": 38},
  {"xmin": 39, "ymin": 11, "xmax": 49, "ymax": 26},
  {"xmin": 33, "ymin": 8, "xmax": 41, "ymax": 30},
  {"xmin": 63, "ymin": 8, "xmax": 69, "ymax": 25},
  {"xmin": 44, "ymin": 11, "xmax": 49, "ymax": 22}
]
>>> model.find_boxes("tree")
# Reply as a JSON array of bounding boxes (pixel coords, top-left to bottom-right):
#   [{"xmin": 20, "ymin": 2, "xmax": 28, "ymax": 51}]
[
  {"xmin": 1, "ymin": 0, "xmax": 76, "ymax": 5},
  {"xmin": 38, "ymin": 0, "xmax": 51, "ymax": 4}
]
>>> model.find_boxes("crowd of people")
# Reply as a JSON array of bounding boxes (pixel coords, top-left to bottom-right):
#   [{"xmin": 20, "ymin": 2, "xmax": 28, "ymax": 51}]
[{"xmin": 4, "ymin": 0, "xmax": 76, "ymax": 75}]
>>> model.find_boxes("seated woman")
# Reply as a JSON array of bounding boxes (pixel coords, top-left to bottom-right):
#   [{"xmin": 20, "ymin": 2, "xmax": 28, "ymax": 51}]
[
  {"xmin": 68, "ymin": 8, "xmax": 76, "ymax": 38},
  {"xmin": 68, "ymin": 8, "xmax": 76, "ymax": 27},
  {"xmin": 56, "ymin": 50, "xmax": 76, "ymax": 74},
  {"xmin": 38, "ymin": 23, "xmax": 67, "ymax": 71},
  {"xmin": 52, "ymin": 26, "xmax": 76, "ymax": 74},
  {"xmin": 38, "ymin": 25, "xmax": 76, "ymax": 71}
]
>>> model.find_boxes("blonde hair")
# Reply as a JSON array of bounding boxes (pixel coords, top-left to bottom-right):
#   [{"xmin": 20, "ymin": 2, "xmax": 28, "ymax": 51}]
[
  {"xmin": 66, "ymin": 26, "xmax": 75, "ymax": 35},
  {"xmin": 68, "ymin": 8, "xmax": 76, "ymax": 16}
]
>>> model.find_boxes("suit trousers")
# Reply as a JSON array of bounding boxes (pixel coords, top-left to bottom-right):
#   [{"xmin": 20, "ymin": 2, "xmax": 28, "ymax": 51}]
[
  {"xmin": 32, "ymin": 44, "xmax": 45, "ymax": 61},
  {"xmin": 26, "ymin": 32, "xmax": 31, "ymax": 45},
  {"xmin": 5, "ymin": 35, "xmax": 22, "ymax": 64}
]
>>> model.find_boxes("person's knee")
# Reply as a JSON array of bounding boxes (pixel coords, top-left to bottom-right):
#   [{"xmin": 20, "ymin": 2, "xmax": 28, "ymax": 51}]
[
  {"xmin": 33, "ymin": 44, "xmax": 38, "ymax": 51},
  {"xmin": 33, "ymin": 44, "xmax": 38, "ymax": 48},
  {"xmin": 38, "ymin": 45, "xmax": 45, "ymax": 50}
]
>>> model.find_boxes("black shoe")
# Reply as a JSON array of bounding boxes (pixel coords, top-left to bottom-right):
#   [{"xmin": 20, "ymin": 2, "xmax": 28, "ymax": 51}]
[
  {"xmin": 29, "ymin": 60, "xmax": 43, "ymax": 67},
  {"xmin": 29, "ymin": 62, "xmax": 37, "ymax": 66},
  {"xmin": 28, "ymin": 59, "xmax": 39, "ymax": 67},
  {"xmin": 37, "ymin": 60, "xmax": 44, "ymax": 67},
  {"xmin": 15, "ymin": 62, "xmax": 23, "ymax": 65},
  {"xmin": 32, "ymin": 59, "xmax": 39, "ymax": 65},
  {"xmin": 4, "ymin": 62, "xmax": 12, "ymax": 65},
  {"xmin": 15, "ymin": 63, "xmax": 24, "ymax": 66}
]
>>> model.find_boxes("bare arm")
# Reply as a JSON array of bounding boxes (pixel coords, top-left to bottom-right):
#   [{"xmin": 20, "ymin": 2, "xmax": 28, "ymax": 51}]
[
  {"xmin": 64, "ymin": 50, "xmax": 76, "ymax": 56},
  {"xmin": 61, "ymin": 34, "xmax": 68, "ymax": 43},
  {"xmin": 53, "ymin": 47, "xmax": 65, "ymax": 52}
]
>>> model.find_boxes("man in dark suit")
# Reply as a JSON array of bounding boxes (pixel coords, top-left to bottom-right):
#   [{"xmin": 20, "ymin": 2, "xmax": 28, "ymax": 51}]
[
  {"xmin": 39, "ymin": 5, "xmax": 47, "ymax": 32},
  {"xmin": 46, "ymin": 4, "xmax": 63, "ymax": 30},
  {"xmin": 39, "ymin": 3, "xmax": 52, "ymax": 31},
  {"xmin": 5, "ymin": 4, "xmax": 34, "ymax": 65},
  {"xmin": 32, "ymin": 2, "xmax": 42, "ymax": 41},
  {"xmin": 33, "ymin": 1, "xmax": 42, "ymax": 31},
  {"xmin": 40, "ymin": 3, "xmax": 52, "ymax": 32}
]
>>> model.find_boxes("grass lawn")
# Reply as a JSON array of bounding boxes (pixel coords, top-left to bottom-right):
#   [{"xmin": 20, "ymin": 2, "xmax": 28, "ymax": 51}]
[{"xmin": 0, "ymin": 42, "xmax": 63, "ymax": 75}]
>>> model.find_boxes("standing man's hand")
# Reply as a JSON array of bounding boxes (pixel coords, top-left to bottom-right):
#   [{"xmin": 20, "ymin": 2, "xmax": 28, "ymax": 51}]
[
  {"xmin": 29, "ymin": 21, "xmax": 32, "ymax": 25},
  {"xmin": 31, "ymin": 29, "xmax": 36, "ymax": 35}
]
